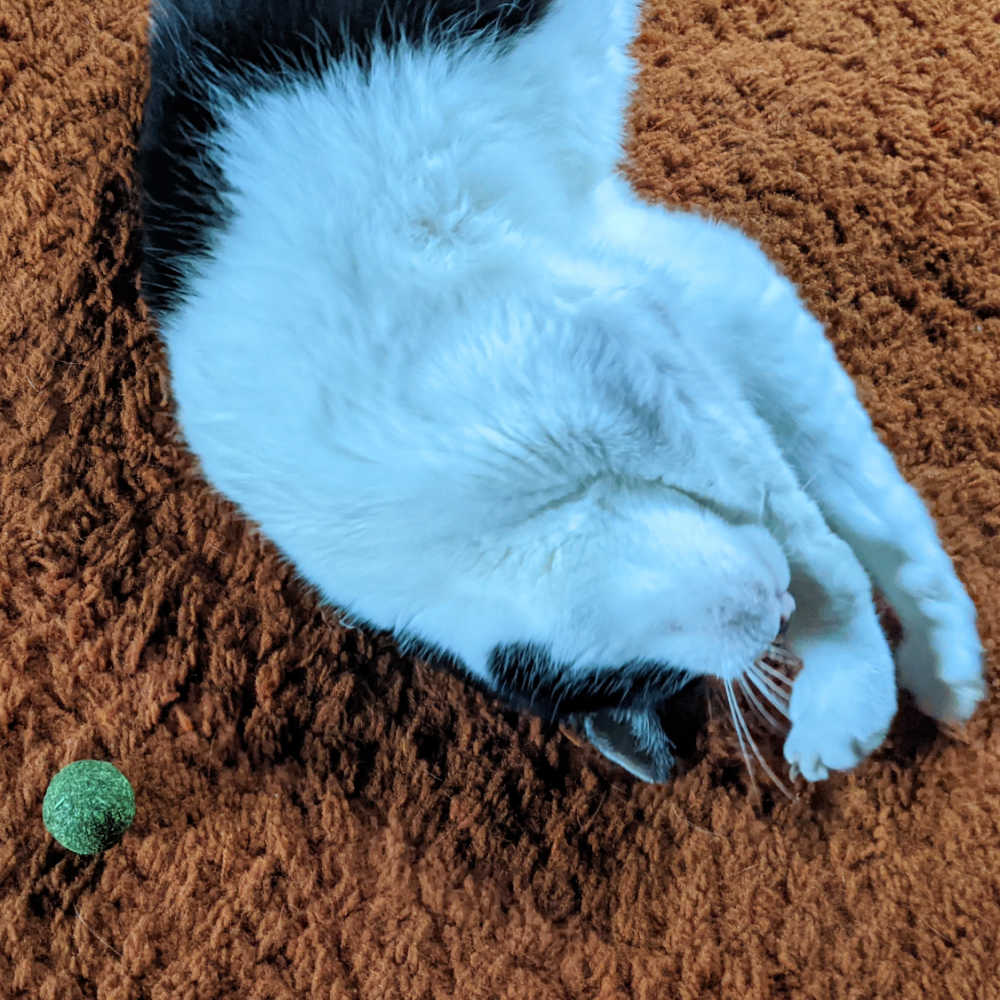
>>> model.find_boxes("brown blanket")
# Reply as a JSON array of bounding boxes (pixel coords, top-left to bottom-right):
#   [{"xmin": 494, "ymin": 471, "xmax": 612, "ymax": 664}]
[{"xmin": 2, "ymin": 0, "xmax": 998, "ymax": 995}]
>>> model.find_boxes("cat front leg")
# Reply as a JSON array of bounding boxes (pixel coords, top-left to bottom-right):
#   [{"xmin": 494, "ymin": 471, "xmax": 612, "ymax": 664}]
[
  {"xmin": 764, "ymin": 488, "xmax": 898, "ymax": 781},
  {"xmin": 590, "ymin": 173, "xmax": 985, "ymax": 733},
  {"xmin": 725, "ymin": 279, "xmax": 986, "ymax": 730},
  {"xmin": 766, "ymin": 352, "xmax": 986, "ymax": 727}
]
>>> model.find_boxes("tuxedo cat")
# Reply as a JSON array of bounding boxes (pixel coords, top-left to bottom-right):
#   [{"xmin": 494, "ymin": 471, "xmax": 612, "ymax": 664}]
[{"xmin": 138, "ymin": 0, "xmax": 985, "ymax": 784}]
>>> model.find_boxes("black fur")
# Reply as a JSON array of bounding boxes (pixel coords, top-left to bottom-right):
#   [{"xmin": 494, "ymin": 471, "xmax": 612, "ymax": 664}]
[
  {"xmin": 488, "ymin": 641, "xmax": 689, "ymax": 720},
  {"xmin": 138, "ymin": 0, "xmax": 556, "ymax": 314}
]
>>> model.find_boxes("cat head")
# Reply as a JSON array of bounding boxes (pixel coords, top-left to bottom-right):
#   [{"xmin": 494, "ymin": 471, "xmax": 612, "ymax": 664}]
[{"xmin": 396, "ymin": 483, "xmax": 793, "ymax": 782}]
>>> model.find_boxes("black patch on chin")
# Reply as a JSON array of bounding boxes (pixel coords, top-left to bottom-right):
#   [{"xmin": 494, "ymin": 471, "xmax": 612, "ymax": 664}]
[{"xmin": 487, "ymin": 641, "xmax": 688, "ymax": 721}]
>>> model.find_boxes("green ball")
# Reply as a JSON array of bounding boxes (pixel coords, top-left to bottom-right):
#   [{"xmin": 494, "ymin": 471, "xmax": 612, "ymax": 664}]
[{"xmin": 42, "ymin": 760, "xmax": 135, "ymax": 855}]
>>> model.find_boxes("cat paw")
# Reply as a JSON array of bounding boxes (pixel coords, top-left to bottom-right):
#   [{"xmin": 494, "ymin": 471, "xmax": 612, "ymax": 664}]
[
  {"xmin": 784, "ymin": 710, "xmax": 890, "ymax": 782},
  {"xmin": 783, "ymin": 635, "xmax": 896, "ymax": 782},
  {"xmin": 893, "ymin": 566, "xmax": 986, "ymax": 724},
  {"xmin": 895, "ymin": 628, "xmax": 985, "ymax": 724}
]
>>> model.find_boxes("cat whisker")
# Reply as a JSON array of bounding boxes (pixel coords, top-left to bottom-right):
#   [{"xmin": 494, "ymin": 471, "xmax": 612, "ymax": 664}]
[
  {"xmin": 738, "ymin": 675, "xmax": 784, "ymax": 732},
  {"xmin": 746, "ymin": 668, "xmax": 790, "ymax": 720},
  {"xmin": 761, "ymin": 644, "xmax": 801, "ymax": 671},
  {"xmin": 752, "ymin": 668, "xmax": 792, "ymax": 706},
  {"xmin": 755, "ymin": 656, "xmax": 795, "ymax": 687},
  {"xmin": 748, "ymin": 667, "xmax": 792, "ymax": 717},
  {"xmin": 724, "ymin": 679, "xmax": 759, "ymax": 798},
  {"xmin": 764, "ymin": 638, "xmax": 795, "ymax": 656},
  {"xmin": 751, "ymin": 661, "xmax": 791, "ymax": 700},
  {"xmin": 799, "ymin": 469, "xmax": 821, "ymax": 492},
  {"xmin": 760, "ymin": 641, "xmax": 800, "ymax": 668},
  {"xmin": 726, "ymin": 679, "xmax": 794, "ymax": 800}
]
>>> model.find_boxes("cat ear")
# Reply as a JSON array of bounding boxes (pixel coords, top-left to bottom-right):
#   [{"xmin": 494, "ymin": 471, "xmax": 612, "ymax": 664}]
[{"xmin": 581, "ymin": 706, "xmax": 676, "ymax": 783}]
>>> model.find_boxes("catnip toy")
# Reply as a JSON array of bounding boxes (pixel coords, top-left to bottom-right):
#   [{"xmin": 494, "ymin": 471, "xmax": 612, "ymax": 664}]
[{"xmin": 42, "ymin": 760, "xmax": 135, "ymax": 855}]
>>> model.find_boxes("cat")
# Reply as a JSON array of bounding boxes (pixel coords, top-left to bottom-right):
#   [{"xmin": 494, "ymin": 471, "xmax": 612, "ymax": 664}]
[{"xmin": 138, "ymin": 0, "xmax": 986, "ymax": 784}]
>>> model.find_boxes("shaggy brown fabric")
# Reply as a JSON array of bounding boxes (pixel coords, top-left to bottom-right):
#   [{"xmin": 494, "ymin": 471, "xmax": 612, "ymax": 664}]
[{"xmin": 2, "ymin": 0, "xmax": 998, "ymax": 996}]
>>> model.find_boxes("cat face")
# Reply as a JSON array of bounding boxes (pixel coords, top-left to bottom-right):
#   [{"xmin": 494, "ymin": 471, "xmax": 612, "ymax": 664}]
[{"xmin": 481, "ymin": 484, "xmax": 793, "ymax": 720}]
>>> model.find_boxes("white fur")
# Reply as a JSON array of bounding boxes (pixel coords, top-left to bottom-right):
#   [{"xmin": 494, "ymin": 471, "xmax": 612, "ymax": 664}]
[{"xmin": 159, "ymin": 0, "xmax": 985, "ymax": 780}]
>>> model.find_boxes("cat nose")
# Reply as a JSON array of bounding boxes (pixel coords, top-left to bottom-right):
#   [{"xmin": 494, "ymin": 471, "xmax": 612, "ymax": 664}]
[{"xmin": 777, "ymin": 590, "xmax": 796, "ymax": 636}]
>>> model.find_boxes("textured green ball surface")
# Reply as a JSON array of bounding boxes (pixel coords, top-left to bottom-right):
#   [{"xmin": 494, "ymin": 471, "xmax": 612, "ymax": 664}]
[{"xmin": 42, "ymin": 760, "xmax": 135, "ymax": 855}]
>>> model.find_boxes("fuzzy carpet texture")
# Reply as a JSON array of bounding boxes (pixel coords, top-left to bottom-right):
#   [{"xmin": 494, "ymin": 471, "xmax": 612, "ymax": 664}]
[{"xmin": 2, "ymin": 0, "xmax": 999, "ymax": 996}]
